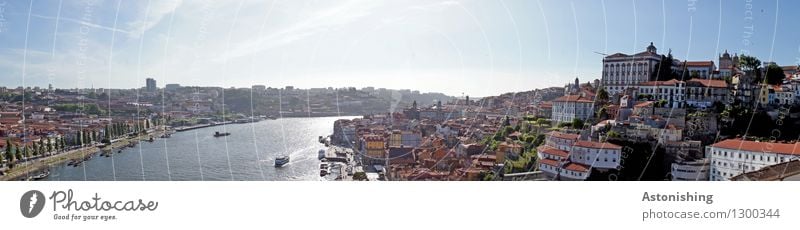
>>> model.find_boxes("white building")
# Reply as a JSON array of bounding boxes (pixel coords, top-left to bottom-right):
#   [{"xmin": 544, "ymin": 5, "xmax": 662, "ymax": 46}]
[
  {"xmin": 637, "ymin": 79, "xmax": 685, "ymax": 108},
  {"xmin": 683, "ymin": 61, "xmax": 717, "ymax": 79},
  {"xmin": 602, "ymin": 42, "xmax": 663, "ymax": 96},
  {"xmin": 706, "ymin": 139, "xmax": 800, "ymax": 181},
  {"xmin": 537, "ymin": 131, "xmax": 621, "ymax": 181},
  {"xmin": 671, "ymin": 159, "xmax": 710, "ymax": 181},
  {"xmin": 569, "ymin": 141, "xmax": 622, "ymax": 170},
  {"xmin": 635, "ymin": 78, "xmax": 728, "ymax": 109},
  {"xmin": 775, "ymin": 85, "xmax": 794, "ymax": 105},
  {"xmin": 684, "ymin": 78, "xmax": 729, "ymax": 108},
  {"xmin": 543, "ymin": 131, "xmax": 579, "ymax": 151},
  {"xmin": 551, "ymin": 94, "xmax": 594, "ymax": 124}
]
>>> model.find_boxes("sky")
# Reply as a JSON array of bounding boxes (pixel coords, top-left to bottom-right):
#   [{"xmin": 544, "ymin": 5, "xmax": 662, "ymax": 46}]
[{"xmin": 0, "ymin": 0, "xmax": 797, "ymax": 97}]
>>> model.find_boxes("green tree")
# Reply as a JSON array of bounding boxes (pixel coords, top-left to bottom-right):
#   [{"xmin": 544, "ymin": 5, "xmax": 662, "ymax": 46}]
[
  {"xmin": 353, "ymin": 172, "xmax": 368, "ymax": 181},
  {"xmin": 652, "ymin": 52, "xmax": 676, "ymax": 81},
  {"xmin": 596, "ymin": 88, "xmax": 610, "ymax": 105},
  {"xmin": 535, "ymin": 118, "xmax": 549, "ymax": 127},
  {"xmin": 3, "ymin": 139, "xmax": 11, "ymax": 163},
  {"xmin": 14, "ymin": 145, "xmax": 22, "ymax": 162},
  {"xmin": 765, "ymin": 63, "xmax": 785, "ymax": 85},
  {"xmin": 571, "ymin": 118, "xmax": 584, "ymax": 129},
  {"xmin": 738, "ymin": 54, "xmax": 762, "ymax": 73},
  {"xmin": 39, "ymin": 138, "xmax": 46, "ymax": 155},
  {"xmin": 77, "ymin": 131, "xmax": 84, "ymax": 146},
  {"xmin": 46, "ymin": 138, "xmax": 53, "ymax": 154},
  {"xmin": 738, "ymin": 54, "xmax": 763, "ymax": 82},
  {"xmin": 655, "ymin": 99, "xmax": 668, "ymax": 107},
  {"xmin": 32, "ymin": 141, "xmax": 39, "ymax": 156}
]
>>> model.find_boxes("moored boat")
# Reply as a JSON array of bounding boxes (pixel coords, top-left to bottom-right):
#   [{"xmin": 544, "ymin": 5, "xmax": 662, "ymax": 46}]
[
  {"xmin": 274, "ymin": 155, "xmax": 290, "ymax": 167},
  {"xmin": 213, "ymin": 131, "xmax": 231, "ymax": 137},
  {"xmin": 31, "ymin": 170, "xmax": 50, "ymax": 180}
]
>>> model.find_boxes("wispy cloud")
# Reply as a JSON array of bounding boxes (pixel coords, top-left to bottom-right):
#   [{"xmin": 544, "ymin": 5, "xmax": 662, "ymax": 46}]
[
  {"xmin": 31, "ymin": 14, "xmax": 132, "ymax": 35},
  {"xmin": 215, "ymin": 0, "xmax": 379, "ymax": 62},
  {"xmin": 125, "ymin": 0, "xmax": 183, "ymax": 38}
]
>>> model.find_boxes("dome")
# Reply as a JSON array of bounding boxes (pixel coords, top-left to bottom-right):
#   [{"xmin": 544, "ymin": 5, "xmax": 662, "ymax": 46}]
[{"xmin": 646, "ymin": 42, "xmax": 657, "ymax": 53}]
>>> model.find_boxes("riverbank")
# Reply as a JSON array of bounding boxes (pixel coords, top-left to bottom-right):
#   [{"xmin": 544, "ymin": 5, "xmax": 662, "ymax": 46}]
[{"xmin": 0, "ymin": 129, "xmax": 167, "ymax": 181}]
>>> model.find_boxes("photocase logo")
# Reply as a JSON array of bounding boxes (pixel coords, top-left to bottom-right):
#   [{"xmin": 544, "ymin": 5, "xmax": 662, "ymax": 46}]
[{"xmin": 20, "ymin": 190, "xmax": 45, "ymax": 218}]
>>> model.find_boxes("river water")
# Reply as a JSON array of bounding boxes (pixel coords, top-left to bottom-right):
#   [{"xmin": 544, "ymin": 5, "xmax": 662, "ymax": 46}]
[{"xmin": 44, "ymin": 116, "xmax": 356, "ymax": 181}]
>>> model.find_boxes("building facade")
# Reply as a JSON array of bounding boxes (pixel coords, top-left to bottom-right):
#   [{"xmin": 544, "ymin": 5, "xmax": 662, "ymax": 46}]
[
  {"xmin": 551, "ymin": 94, "xmax": 594, "ymax": 124},
  {"xmin": 602, "ymin": 42, "xmax": 663, "ymax": 96},
  {"xmin": 685, "ymin": 78, "xmax": 729, "ymax": 108},
  {"xmin": 146, "ymin": 78, "xmax": 157, "ymax": 92},
  {"xmin": 637, "ymin": 79, "xmax": 685, "ymax": 108},
  {"xmin": 671, "ymin": 159, "xmax": 710, "ymax": 181},
  {"xmin": 706, "ymin": 139, "xmax": 800, "ymax": 181}
]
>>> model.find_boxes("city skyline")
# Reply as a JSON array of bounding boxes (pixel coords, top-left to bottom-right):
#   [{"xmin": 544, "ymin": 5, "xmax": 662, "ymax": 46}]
[{"xmin": 0, "ymin": 0, "xmax": 798, "ymax": 97}]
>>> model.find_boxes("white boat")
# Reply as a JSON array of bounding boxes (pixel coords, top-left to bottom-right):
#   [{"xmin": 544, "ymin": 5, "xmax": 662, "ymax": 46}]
[
  {"xmin": 274, "ymin": 155, "xmax": 290, "ymax": 167},
  {"xmin": 31, "ymin": 170, "xmax": 50, "ymax": 180}
]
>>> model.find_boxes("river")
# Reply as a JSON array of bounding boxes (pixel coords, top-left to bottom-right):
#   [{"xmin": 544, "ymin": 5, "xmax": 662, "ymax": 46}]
[{"xmin": 44, "ymin": 116, "xmax": 357, "ymax": 181}]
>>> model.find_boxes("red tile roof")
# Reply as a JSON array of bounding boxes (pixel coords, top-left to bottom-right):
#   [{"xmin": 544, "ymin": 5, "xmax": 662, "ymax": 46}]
[
  {"xmin": 684, "ymin": 61, "xmax": 714, "ymax": 67},
  {"xmin": 687, "ymin": 78, "xmax": 727, "ymax": 88},
  {"xmin": 634, "ymin": 101, "xmax": 654, "ymax": 108},
  {"xmin": 711, "ymin": 139, "xmax": 800, "ymax": 156},
  {"xmin": 539, "ymin": 158, "xmax": 560, "ymax": 167},
  {"xmin": 537, "ymin": 145, "xmax": 569, "ymax": 158},
  {"xmin": 639, "ymin": 79, "xmax": 682, "ymax": 86},
  {"xmin": 564, "ymin": 162, "xmax": 590, "ymax": 173},
  {"xmin": 553, "ymin": 95, "xmax": 593, "ymax": 103},
  {"xmin": 547, "ymin": 131, "xmax": 579, "ymax": 140},
  {"xmin": 574, "ymin": 141, "xmax": 622, "ymax": 150}
]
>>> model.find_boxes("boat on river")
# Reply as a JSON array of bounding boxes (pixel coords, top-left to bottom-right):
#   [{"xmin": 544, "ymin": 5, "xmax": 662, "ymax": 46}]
[
  {"xmin": 274, "ymin": 155, "xmax": 290, "ymax": 167},
  {"xmin": 213, "ymin": 131, "xmax": 230, "ymax": 137}
]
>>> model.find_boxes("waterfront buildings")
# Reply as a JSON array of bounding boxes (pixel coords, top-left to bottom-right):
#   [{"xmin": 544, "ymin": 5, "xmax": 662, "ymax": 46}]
[{"xmin": 361, "ymin": 134, "xmax": 387, "ymax": 165}]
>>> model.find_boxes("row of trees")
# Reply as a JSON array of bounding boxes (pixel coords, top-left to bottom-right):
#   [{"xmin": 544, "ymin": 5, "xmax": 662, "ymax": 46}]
[
  {"xmin": 102, "ymin": 120, "xmax": 152, "ymax": 143},
  {"xmin": 3, "ymin": 136, "xmax": 69, "ymax": 165}
]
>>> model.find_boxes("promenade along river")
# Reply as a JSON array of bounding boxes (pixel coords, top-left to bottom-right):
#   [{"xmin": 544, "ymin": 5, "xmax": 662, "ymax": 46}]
[{"xmin": 44, "ymin": 116, "xmax": 356, "ymax": 181}]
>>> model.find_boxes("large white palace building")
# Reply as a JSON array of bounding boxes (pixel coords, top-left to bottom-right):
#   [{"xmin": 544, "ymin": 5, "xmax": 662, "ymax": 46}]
[{"xmin": 601, "ymin": 42, "xmax": 664, "ymax": 96}]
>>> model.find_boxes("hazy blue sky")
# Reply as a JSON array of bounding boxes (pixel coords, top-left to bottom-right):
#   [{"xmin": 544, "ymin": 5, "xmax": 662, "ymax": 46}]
[{"xmin": 0, "ymin": 0, "xmax": 797, "ymax": 96}]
